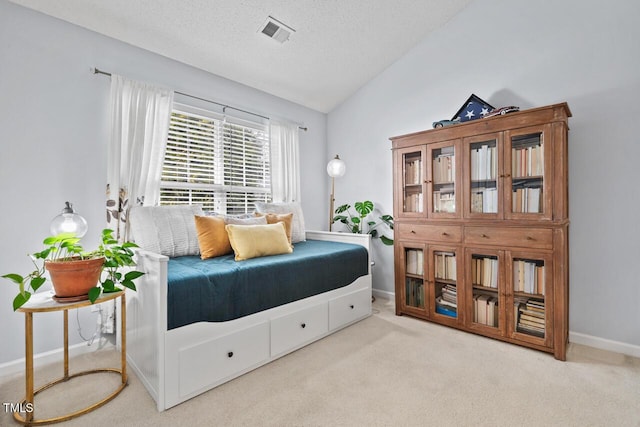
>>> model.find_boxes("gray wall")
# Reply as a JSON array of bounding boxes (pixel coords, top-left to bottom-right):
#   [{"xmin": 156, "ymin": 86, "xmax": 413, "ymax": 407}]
[
  {"xmin": 327, "ymin": 0, "xmax": 640, "ymax": 352},
  {"xmin": 0, "ymin": 1, "xmax": 327, "ymax": 365}
]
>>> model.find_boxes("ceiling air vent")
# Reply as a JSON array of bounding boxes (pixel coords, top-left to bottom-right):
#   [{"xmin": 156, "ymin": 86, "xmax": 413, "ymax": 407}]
[{"xmin": 259, "ymin": 16, "xmax": 295, "ymax": 43}]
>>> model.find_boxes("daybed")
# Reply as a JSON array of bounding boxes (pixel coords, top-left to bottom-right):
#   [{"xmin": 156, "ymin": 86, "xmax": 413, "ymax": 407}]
[{"xmin": 122, "ymin": 205, "xmax": 372, "ymax": 411}]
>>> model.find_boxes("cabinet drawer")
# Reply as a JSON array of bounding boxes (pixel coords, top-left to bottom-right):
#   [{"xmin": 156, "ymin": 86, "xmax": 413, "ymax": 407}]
[
  {"xmin": 464, "ymin": 227, "xmax": 553, "ymax": 249},
  {"xmin": 271, "ymin": 302, "xmax": 328, "ymax": 357},
  {"xmin": 178, "ymin": 321, "xmax": 269, "ymax": 396},
  {"xmin": 397, "ymin": 223, "xmax": 462, "ymax": 243},
  {"xmin": 329, "ymin": 287, "xmax": 371, "ymax": 331}
]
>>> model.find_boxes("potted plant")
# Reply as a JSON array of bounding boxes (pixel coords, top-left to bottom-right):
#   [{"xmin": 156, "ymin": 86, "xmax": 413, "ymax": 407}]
[
  {"xmin": 332, "ymin": 200, "xmax": 394, "ymax": 245},
  {"xmin": 2, "ymin": 229, "xmax": 144, "ymax": 310}
]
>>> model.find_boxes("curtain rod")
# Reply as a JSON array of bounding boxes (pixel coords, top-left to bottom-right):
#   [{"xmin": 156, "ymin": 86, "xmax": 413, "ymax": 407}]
[{"xmin": 92, "ymin": 67, "xmax": 308, "ymax": 131}]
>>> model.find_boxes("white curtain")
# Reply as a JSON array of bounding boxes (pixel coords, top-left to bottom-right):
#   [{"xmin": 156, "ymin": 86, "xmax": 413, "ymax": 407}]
[
  {"xmin": 270, "ymin": 121, "xmax": 300, "ymax": 203},
  {"xmin": 106, "ymin": 74, "xmax": 174, "ymax": 240}
]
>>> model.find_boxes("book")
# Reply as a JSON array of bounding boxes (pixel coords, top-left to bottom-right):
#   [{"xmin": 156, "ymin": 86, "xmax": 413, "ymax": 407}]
[
  {"xmin": 436, "ymin": 304, "xmax": 457, "ymax": 318},
  {"xmin": 476, "ymin": 295, "xmax": 490, "ymax": 325},
  {"xmin": 406, "ymin": 250, "xmax": 417, "ymax": 275},
  {"xmin": 487, "ymin": 297, "xmax": 497, "ymax": 327}
]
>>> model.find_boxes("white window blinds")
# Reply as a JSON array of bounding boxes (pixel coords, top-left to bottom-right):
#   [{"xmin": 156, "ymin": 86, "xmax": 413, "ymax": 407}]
[{"xmin": 160, "ymin": 105, "xmax": 271, "ymax": 214}]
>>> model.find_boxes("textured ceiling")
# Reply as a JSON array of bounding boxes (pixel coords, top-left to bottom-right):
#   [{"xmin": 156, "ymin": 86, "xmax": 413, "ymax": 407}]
[{"xmin": 9, "ymin": 0, "xmax": 473, "ymax": 113}]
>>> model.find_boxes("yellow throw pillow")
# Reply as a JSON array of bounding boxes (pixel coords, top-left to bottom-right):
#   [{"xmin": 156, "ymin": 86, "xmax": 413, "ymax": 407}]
[
  {"xmin": 254, "ymin": 212, "xmax": 294, "ymax": 244},
  {"xmin": 225, "ymin": 222, "xmax": 293, "ymax": 261},
  {"xmin": 194, "ymin": 215, "xmax": 233, "ymax": 259}
]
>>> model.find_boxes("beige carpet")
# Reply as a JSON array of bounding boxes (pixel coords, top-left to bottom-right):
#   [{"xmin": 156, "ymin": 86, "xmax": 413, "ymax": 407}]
[{"xmin": 1, "ymin": 298, "xmax": 639, "ymax": 426}]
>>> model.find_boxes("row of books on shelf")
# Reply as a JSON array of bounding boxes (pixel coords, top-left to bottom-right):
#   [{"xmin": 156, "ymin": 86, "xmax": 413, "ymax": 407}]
[
  {"xmin": 470, "ymin": 144, "xmax": 498, "ymax": 181},
  {"xmin": 432, "ymin": 153, "xmax": 455, "ymax": 184},
  {"xmin": 512, "ymin": 143, "xmax": 543, "ymax": 178},
  {"xmin": 435, "ymin": 284, "xmax": 457, "ymax": 318},
  {"xmin": 471, "ymin": 188, "xmax": 498, "ymax": 213},
  {"xmin": 435, "ymin": 252, "xmax": 457, "ymax": 281},
  {"xmin": 433, "ymin": 191, "xmax": 455, "ymax": 213},
  {"xmin": 471, "ymin": 187, "xmax": 542, "ymax": 214},
  {"xmin": 512, "ymin": 187, "xmax": 542, "ymax": 213},
  {"xmin": 474, "ymin": 294, "xmax": 498, "ymax": 327},
  {"xmin": 404, "ymin": 158, "xmax": 422, "ymax": 185},
  {"xmin": 515, "ymin": 299, "xmax": 545, "ymax": 337},
  {"xmin": 403, "ymin": 193, "xmax": 423, "ymax": 213},
  {"xmin": 405, "ymin": 249, "xmax": 424, "ymax": 276},
  {"xmin": 472, "ymin": 256, "xmax": 498, "ymax": 289},
  {"xmin": 513, "ymin": 260, "xmax": 545, "ymax": 295},
  {"xmin": 405, "ymin": 278, "xmax": 425, "ymax": 309}
]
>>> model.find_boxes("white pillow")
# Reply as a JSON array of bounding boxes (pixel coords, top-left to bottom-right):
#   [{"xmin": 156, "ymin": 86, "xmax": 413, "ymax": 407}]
[
  {"xmin": 128, "ymin": 205, "xmax": 203, "ymax": 257},
  {"xmin": 254, "ymin": 201, "xmax": 306, "ymax": 243},
  {"xmin": 224, "ymin": 216, "xmax": 267, "ymax": 225}
]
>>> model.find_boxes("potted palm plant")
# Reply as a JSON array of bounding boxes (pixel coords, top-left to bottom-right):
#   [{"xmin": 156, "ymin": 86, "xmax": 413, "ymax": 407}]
[{"xmin": 2, "ymin": 229, "xmax": 144, "ymax": 310}]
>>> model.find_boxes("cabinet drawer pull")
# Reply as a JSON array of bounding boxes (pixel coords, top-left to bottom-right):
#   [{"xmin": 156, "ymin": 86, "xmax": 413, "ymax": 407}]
[
  {"xmin": 300, "ymin": 323, "xmax": 306, "ymax": 329},
  {"xmin": 526, "ymin": 236, "xmax": 535, "ymax": 240},
  {"xmin": 425, "ymin": 180, "xmax": 432, "ymax": 183},
  {"xmin": 410, "ymin": 230, "xmax": 416, "ymax": 234},
  {"xmin": 442, "ymin": 232, "xmax": 449, "ymax": 236},
  {"xmin": 481, "ymin": 233, "xmax": 489, "ymax": 238},
  {"xmin": 349, "ymin": 304, "xmax": 354, "ymax": 309},
  {"xmin": 228, "ymin": 351, "xmax": 234, "ymax": 358}
]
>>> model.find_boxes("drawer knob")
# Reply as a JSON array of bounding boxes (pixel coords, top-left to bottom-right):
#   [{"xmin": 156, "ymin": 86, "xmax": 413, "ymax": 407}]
[
  {"xmin": 481, "ymin": 233, "xmax": 488, "ymax": 238},
  {"xmin": 442, "ymin": 232, "xmax": 449, "ymax": 236},
  {"xmin": 228, "ymin": 351, "xmax": 234, "ymax": 358},
  {"xmin": 301, "ymin": 323, "xmax": 306, "ymax": 328},
  {"xmin": 350, "ymin": 304, "xmax": 354, "ymax": 309},
  {"xmin": 526, "ymin": 236, "xmax": 535, "ymax": 240},
  {"xmin": 410, "ymin": 230, "xmax": 416, "ymax": 234}
]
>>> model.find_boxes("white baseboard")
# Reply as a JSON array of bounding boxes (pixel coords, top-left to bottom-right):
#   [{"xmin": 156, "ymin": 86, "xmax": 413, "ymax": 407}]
[
  {"xmin": 375, "ymin": 289, "xmax": 639, "ymax": 359},
  {"xmin": 372, "ymin": 288, "xmax": 394, "ymax": 301},
  {"xmin": 0, "ymin": 340, "xmax": 115, "ymax": 380},
  {"xmin": 569, "ymin": 331, "xmax": 640, "ymax": 359}
]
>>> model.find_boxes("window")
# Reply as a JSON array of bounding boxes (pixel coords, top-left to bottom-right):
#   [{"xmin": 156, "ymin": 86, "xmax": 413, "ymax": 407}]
[{"xmin": 160, "ymin": 104, "xmax": 271, "ymax": 215}]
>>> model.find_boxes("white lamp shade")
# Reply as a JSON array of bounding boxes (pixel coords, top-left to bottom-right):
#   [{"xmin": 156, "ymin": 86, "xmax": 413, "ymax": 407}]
[
  {"xmin": 50, "ymin": 202, "xmax": 88, "ymax": 237},
  {"xmin": 326, "ymin": 155, "xmax": 346, "ymax": 177}
]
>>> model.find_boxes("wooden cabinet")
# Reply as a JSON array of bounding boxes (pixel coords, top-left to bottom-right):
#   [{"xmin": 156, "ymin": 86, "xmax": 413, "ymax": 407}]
[{"xmin": 391, "ymin": 103, "xmax": 570, "ymax": 360}]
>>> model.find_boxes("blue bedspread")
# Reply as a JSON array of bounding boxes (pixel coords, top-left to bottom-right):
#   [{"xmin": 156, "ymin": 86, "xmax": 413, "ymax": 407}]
[{"xmin": 167, "ymin": 239, "xmax": 368, "ymax": 330}]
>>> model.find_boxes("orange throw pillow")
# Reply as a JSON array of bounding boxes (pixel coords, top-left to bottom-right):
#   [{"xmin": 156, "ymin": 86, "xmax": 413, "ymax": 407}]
[
  {"xmin": 255, "ymin": 212, "xmax": 294, "ymax": 245},
  {"xmin": 194, "ymin": 215, "xmax": 232, "ymax": 259}
]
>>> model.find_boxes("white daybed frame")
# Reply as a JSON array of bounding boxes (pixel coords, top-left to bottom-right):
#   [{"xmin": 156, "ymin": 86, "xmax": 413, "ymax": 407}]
[{"xmin": 124, "ymin": 231, "xmax": 372, "ymax": 411}]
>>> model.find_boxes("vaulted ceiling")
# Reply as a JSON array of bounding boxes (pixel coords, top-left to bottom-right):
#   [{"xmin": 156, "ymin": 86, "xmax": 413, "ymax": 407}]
[{"xmin": 9, "ymin": 0, "xmax": 473, "ymax": 112}]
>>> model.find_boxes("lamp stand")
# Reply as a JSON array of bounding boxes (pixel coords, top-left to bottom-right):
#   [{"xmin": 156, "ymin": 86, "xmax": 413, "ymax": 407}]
[{"xmin": 329, "ymin": 176, "xmax": 335, "ymax": 231}]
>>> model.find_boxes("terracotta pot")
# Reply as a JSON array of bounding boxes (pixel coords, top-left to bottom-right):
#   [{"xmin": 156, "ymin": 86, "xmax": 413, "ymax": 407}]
[{"xmin": 45, "ymin": 257, "xmax": 105, "ymax": 298}]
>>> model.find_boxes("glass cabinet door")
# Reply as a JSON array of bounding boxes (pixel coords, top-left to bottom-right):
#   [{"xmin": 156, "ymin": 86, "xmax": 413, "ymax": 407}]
[
  {"xmin": 507, "ymin": 251, "xmax": 553, "ymax": 347},
  {"xmin": 466, "ymin": 248, "xmax": 503, "ymax": 335},
  {"xmin": 430, "ymin": 248, "xmax": 459, "ymax": 324},
  {"xmin": 396, "ymin": 147, "xmax": 426, "ymax": 217},
  {"xmin": 399, "ymin": 243, "xmax": 427, "ymax": 315},
  {"xmin": 505, "ymin": 125, "xmax": 551, "ymax": 219},
  {"xmin": 429, "ymin": 140, "xmax": 460, "ymax": 218},
  {"xmin": 464, "ymin": 133, "xmax": 503, "ymax": 219}
]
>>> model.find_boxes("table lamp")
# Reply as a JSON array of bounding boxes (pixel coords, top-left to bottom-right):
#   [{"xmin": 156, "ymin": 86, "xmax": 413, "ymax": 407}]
[{"xmin": 50, "ymin": 201, "xmax": 88, "ymax": 237}]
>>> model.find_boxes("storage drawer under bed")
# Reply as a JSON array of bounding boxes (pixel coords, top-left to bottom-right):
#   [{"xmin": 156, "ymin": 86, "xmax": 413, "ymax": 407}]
[
  {"xmin": 176, "ymin": 321, "xmax": 270, "ymax": 399},
  {"xmin": 270, "ymin": 302, "xmax": 329, "ymax": 357},
  {"xmin": 329, "ymin": 287, "xmax": 371, "ymax": 331}
]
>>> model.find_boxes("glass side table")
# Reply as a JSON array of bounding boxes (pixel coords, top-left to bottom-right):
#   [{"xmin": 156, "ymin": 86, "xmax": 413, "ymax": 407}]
[{"xmin": 13, "ymin": 290, "xmax": 127, "ymax": 425}]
